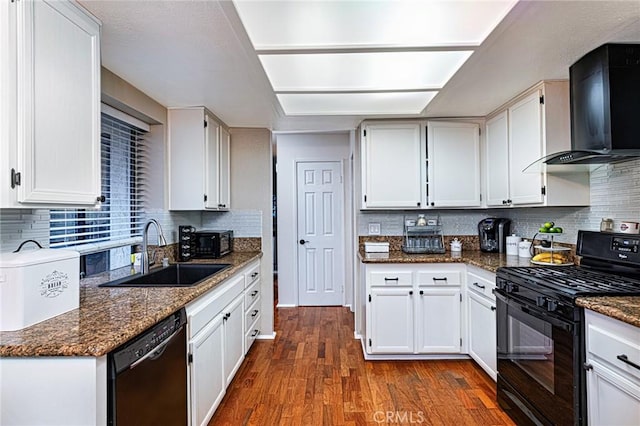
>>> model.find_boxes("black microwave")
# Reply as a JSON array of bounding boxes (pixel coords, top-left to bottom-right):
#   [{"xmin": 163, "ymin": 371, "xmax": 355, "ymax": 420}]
[{"xmin": 179, "ymin": 227, "xmax": 233, "ymax": 260}]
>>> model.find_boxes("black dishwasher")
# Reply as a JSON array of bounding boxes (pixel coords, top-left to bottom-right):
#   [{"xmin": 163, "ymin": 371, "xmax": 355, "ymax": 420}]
[{"xmin": 107, "ymin": 308, "xmax": 187, "ymax": 426}]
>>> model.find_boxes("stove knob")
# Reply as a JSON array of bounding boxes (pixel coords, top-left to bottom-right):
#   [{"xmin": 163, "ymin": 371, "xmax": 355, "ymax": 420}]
[
  {"xmin": 135, "ymin": 348, "xmax": 144, "ymax": 358},
  {"xmin": 547, "ymin": 299, "xmax": 559, "ymax": 312},
  {"xmin": 536, "ymin": 296, "xmax": 547, "ymax": 308},
  {"xmin": 506, "ymin": 283, "xmax": 519, "ymax": 293}
]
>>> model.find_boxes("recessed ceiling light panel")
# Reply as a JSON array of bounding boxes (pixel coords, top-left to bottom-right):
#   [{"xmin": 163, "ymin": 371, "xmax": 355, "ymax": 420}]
[
  {"xmin": 234, "ymin": 0, "xmax": 518, "ymax": 49},
  {"xmin": 277, "ymin": 92, "xmax": 438, "ymax": 115},
  {"xmin": 259, "ymin": 51, "xmax": 473, "ymax": 91}
]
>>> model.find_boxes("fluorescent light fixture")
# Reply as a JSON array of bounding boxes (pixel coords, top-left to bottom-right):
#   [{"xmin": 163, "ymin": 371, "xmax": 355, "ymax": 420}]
[
  {"xmin": 259, "ymin": 51, "xmax": 473, "ymax": 91},
  {"xmin": 233, "ymin": 0, "xmax": 518, "ymax": 116},
  {"xmin": 277, "ymin": 92, "xmax": 438, "ymax": 115},
  {"xmin": 234, "ymin": 0, "xmax": 518, "ymax": 50}
]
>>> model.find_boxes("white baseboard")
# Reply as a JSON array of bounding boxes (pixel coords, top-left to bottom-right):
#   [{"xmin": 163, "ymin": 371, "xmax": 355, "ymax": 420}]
[
  {"xmin": 276, "ymin": 303, "xmax": 297, "ymax": 308},
  {"xmin": 358, "ymin": 337, "xmax": 471, "ymax": 361}
]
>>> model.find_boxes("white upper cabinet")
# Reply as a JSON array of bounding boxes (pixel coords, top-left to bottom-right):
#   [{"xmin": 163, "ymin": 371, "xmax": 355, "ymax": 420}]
[
  {"xmin": 1, "ymin": 0, "xmax": 101, "ymax": 208},
  {"xmin": 485, "ymin": 81, "xmax": 590, "ymax": 207},
  {"xmin": 426, "ymin": 121, "xmax": 481, "ymax": 208},
  {"xmin": 168, "ymin": 107, "xmax": 231, "ymax": 211},
  {"xmin": 361, "ymin": 122, "xmax": 423, "ymax": 209},
  {"xmin": 508, "ymin": 90, "xmax": 545, "ymax": 205},
  {"xmin": 485, "ymin": 111, "xmax": 510, "ymax": 206}
]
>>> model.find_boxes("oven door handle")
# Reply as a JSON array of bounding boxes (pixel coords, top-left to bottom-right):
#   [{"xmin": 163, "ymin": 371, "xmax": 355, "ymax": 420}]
[{"xmin": 496, "ymin": 290, "xmax": 574, "ymax": 333}]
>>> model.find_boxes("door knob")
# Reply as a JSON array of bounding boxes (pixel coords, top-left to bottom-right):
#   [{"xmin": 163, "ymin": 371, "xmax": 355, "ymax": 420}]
[{"xmin": 299, "ymin": 239, "xmax": 309, "ymax": 245}]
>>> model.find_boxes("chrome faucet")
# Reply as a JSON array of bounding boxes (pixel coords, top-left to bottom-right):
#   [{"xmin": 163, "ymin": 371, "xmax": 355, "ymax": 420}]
[{"xmin": 141, "ymin": 219, "xmax": 167, "ymax": 274}]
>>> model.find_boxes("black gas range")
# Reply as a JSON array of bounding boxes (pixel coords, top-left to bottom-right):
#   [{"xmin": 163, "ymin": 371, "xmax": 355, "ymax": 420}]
[{"xmin": 495, "ymin": 230, "xmax": 640, "ymax": 426}]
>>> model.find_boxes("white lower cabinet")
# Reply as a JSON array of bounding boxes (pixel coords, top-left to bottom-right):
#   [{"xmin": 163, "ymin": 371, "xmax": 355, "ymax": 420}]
[
  {"xmin": 466, "ymin": 266, "xmax": 497, "ymax": 380},
  {"xmin": 365, "ymin": 263, "xmax": 463, "ymax": 356},
  {"xmin": 189, "ymin": 314, "xmax": 225, "ymax": 426},
  {"xmin": 222, "ymin": 293, "xmax": 244, "ymax": 386},
  {"xmin": 185, "ymin": 259, "xmax": 261, "ymax": 426},
  {"xmin": 417, "ymin": 287, "xmax": 461, "ymax": 353},
  {"xmin": 585, "ymin": 310, "xmax": 640, "ymax": 426},
  {"xmin": 369, "ymin": 286, "xmax": 414, "ymax": 353}
]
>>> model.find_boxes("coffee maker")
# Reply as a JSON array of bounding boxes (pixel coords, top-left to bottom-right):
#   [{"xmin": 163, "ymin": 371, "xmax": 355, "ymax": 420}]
[{"xmin": 478, "ymin": 218, "xmax": 511, "ymax": 253}]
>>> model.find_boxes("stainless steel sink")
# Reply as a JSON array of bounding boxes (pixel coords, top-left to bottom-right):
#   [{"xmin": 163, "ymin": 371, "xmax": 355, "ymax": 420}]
[{"xmin": 99, "ymin": 264, "xmax": 232, "ymax": 288}]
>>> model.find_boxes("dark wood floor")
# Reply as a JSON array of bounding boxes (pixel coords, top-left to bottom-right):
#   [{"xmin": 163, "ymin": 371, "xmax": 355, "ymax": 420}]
[{"xmin": 209, "ymin": 306, "xmax": 515, "ymax": 425}]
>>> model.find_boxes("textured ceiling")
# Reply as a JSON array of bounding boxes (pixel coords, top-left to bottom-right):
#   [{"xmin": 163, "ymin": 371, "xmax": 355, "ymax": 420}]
[{"xmin": 80, "ymin": 0, "xmax": 640, "ymax": 132}]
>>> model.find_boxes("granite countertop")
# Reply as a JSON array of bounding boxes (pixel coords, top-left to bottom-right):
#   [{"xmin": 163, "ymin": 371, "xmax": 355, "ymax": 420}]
[
  {"xmin": 359, "ymin": 249, "xmax": 534, "ymax": 273},
  {"xmin": 0, "ymin": 252, "xmax": 262, "ymax": 358},
  {"xmin": 360, "ymin": 249, "xmax": 640, "ymax": 328},
  {"xmin": 576, "ymin": 297, "xmax": 640, "ymax": 328}
]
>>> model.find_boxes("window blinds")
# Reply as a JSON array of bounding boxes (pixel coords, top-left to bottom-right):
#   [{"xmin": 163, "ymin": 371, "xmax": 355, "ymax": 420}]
[{"xmin": 49, "ymin": 112, "xmax": 149, "ymax": 254}]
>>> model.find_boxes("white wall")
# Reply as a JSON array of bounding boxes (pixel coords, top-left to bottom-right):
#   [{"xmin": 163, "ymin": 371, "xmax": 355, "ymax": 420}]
[
  {"xmin": 276, "ymin": 132, "xmax": 351, "ymax": 307},
  {"xmin": 228, "ymin": 128, "xmax": 275, "ymax": 337}
]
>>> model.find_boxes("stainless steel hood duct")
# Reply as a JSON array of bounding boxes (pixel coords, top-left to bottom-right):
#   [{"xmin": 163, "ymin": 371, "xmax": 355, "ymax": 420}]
[{"xmin": 531, "ymin": 43, "xmax": 640, "ymax": 169}]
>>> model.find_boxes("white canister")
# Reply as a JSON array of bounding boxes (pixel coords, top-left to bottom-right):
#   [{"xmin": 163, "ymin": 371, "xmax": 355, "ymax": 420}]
[
  {"xmin": 618, "ymin": 221, "xmax": 640, "ymax": 234},
  {"xmin": 450, "ymin": 238, "xmax": 462, "ymax": 253},
  {"xmin": 518, "ymin": 240, "xmax": 532, "ymax": 258},
  {"xmin": 506, "ymin": 234, "xmax": 521, "ymax": 256}
]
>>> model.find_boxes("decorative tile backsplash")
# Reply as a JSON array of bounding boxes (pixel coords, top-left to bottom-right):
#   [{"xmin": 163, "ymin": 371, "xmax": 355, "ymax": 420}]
[
  {"xmin": 358, "ymin": 158, "xmax": 640, "ymax": 245},
  {"xmin": 0, "ymin": 209, "xmax": 51, "ymax": 252}
]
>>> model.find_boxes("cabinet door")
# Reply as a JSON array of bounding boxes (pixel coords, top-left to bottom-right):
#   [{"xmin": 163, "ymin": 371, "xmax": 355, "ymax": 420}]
[
  {"xmin": 427, "ymin": 121, "xmax": 480, "ymax": 207},
  {"xmin": 16, "ymin": 0, "xmax": 100, "ymax": 205},
  {"xmin": 362, "ymin": 123, "xmax": 422, "ymax": 209},
  {"xmin": 189, "ymin": 314, "xmax": 225, "ymax": 426},
  {"xmin": 467, "ymin": 291, "xmax": 497, "ymax": 380},
  {"xmin": 485, "ymin": 111, "xmax": 510, "ymax": 207},
  {"xmin": 204, "ymin": 115, "xmax": 221, "ymax": 209},
  {"xmin": 508, "ymin": 91, "xmax": 544, "ymax": 205},
  {"xmin": 223, "ymin": 294, "xmax": 244, "ymax": 385},
  {"xmin": 218, "ymin": 127, "xmax": 231, "ymax": 210},
  {"xmin": 587, "ymin": 360, "xmax": 640, "ymax": 426},
  {"xmin": 417, "ymin": 287, "xmax": 461, "ymax": 353},
  {"xmin": 368, "ymin": 287, "xmax": 414, "ymax": 353},
  {"xmin": 168, "ymin": 108, "xmax": 206, "ymax": 210}
]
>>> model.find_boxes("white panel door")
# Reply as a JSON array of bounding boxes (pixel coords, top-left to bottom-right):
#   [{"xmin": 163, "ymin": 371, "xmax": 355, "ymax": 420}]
[
  {"xmin": 468, "ymin": 291, "xmax": 497, "ymax": 380},
  {"xmin": 223, "ymin": 294, "xmax": 245, "ymax": 386},
  {"xmin": 297, "ymin": 161, "xmax": 344, "ymax": 306},
  {"xmin": 508, "ymin": 91, "xmax": 544, "ymax": 205},
  {"xmin": 218, "ymin": 126, "xmax": 231, "ymax": 209},
  {"xmin": 17, "ymin": 0, "xmax": 100, "ymax": 205},
  {"xmin": 427, "ymin": 121, "xmax": 480, "ymax": 207},
  {"xmin": 485, "ymin": 111, "xmax": 511, "ymax": 207},
  {"xmin": 362, "ymin": 123, "xmax": 422, "ymax": 208},
  {"xmin": 587, "ymin": 360, "xmax": 640, "ymax": 426}
]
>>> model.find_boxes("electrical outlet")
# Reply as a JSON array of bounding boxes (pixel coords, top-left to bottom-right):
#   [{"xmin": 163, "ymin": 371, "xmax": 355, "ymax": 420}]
[{"xmin": 368, "ymin": 223, "xmax": 381, "ymax": 235}]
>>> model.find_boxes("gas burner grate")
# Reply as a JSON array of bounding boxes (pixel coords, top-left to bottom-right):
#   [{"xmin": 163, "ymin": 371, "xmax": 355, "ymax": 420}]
[{"xmin": 500, "ymin": 266, "xmax": 640, "ymax": 296}]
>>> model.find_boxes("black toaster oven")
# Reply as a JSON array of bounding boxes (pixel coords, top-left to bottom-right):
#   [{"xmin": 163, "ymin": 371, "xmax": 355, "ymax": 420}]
[{"xmin": 179, "ymin": 227, "xmax": 233, "ymax": 261}]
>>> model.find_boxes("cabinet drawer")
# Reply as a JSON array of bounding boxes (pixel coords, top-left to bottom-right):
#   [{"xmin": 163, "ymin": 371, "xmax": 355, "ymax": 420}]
[
  {"xmin": 245, "ymin": 299, "xmax": 260, "ymax": 331},
  {"xmin": 186, "ymin": 274, "xmax": 244, "ymax": 338},
  {"xmin": 466, "ymin": 272, "xmax": 496, "ymax": 300},
  {"xmin": 416, "ymin": 270, "xmax": 461, "ymax": 285},
  {"xmin": 369, "ymin": 270, "xmax": 412, "ymax": 286},
  {"xmin": 245, "ymin": 262, "xmax": 260, "ymax": 288},
  {"xmin": 245, "ymin": 281, "xmax": 260, "ymax": 307},
  {"xmin": 587, "ymin": 312, "xmax": 640, "ymax": 382},
  {"xmin": 245, "ymin": 323, "xmax": 260, "ymax": 352}
]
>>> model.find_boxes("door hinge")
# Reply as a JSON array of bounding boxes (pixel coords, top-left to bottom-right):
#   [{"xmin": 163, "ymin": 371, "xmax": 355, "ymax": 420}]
[
  {"xmin": 204, "ymin": 120, "xmax": 208, "ymax": 128},
  {"xmin": 204, "ymin": 194, "xmax": 208, "ymax": 202},
  {"xmin": 460, "ymin": 338, "xmax": 462, "ymax": 347},
  {"xmin": 479, "ymin": 193, "xmax": 482, "ymax": 202},
  {"xmin": 460, "ymin": 294, "xmax": 462, "ymax": 302},
  {"xmin": 541, "ymin": 186, "xmax": 546, "ymax": 196},
  {"xmin": 368, "ymin": 294, "xmax": 371, "ymax": 302},
  {"xmin": 368, "ymin": 338, "xmax": 372, "ymax": 347},
  {"xmin": 188, "ymin": 353, "xmax": 193, "ymax": 364},
  {"xmin": 478, "ymin": 127, "xmax": 481, "ymax": 136},
  {"xmin": 10, "ymin": 168, "xmax": 21, "ymax": 188},
  {"xmin": 539, "ymin": 95, "xmax": 544, "ymax": 104},
  {"xmin": 363, "ymin": 129, "xmax": 367, "ymax": 137},
  {"xmin": 364, "ymin": 195, "xmax": 367, "ymax": 203}
]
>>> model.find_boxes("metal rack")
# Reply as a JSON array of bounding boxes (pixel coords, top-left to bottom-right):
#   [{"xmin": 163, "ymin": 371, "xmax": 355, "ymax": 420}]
[{"xmin": 402, "ymin": 215, "xmax": 445, "ymax": 254}]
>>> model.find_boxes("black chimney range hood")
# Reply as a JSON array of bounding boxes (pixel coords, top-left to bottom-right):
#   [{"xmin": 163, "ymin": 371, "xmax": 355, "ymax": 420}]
[{"xmin": 541, "ymin": 43, "xmax": 640, "ymax": 166}]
